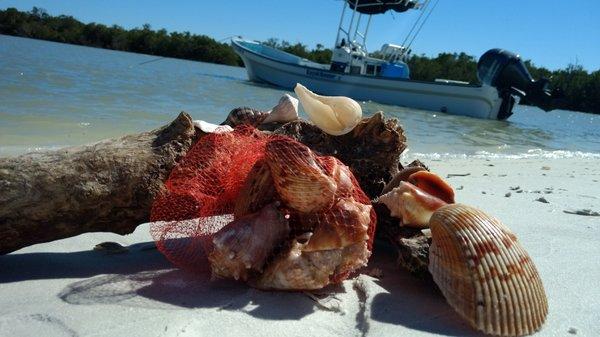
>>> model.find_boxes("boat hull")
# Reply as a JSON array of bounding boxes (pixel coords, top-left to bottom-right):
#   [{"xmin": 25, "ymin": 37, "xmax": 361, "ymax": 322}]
[{"xmin": 232, "ymin": 39, "xmax": 506, "ymax": 120}]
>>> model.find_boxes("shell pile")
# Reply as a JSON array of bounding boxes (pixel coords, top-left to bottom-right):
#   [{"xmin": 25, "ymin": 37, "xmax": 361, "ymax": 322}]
[
  {"xmin": 208, "ymin": 136, "xmax": 374, "ymax": 290},
  {"xmin": 378, "ymin": 169, "xmax": 548, "ymax": 336}
]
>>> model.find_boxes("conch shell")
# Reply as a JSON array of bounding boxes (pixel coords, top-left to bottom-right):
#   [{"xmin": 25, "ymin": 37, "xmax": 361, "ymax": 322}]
[
  {"xmin": 381, "ymin": 166, "xmax": 426, "ymax": 194},
  {"xmin": 209, "ymin": 203, "xmax": 290, "ymax": 281},
  {"xmin": 263, "ymin": 94, "xmax": 299, "ymax": 124},
  {"xmin": 408, "ymin": 170, "xmax": 455, "ymax": 203},
  {"xmin": 378, "ymin": 181, "xmax": 447, "ymax": 228},
  {"xmin": 429, "ymin": 204, "xmax": 548, "ymax": 336},
  {"xmin": 294, "ymin": 83, "xmax": 362, "ymax": 135}
]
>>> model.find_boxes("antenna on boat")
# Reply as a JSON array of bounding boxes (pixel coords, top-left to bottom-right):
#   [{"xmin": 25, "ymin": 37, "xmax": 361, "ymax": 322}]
[
  {"xmin": 405, "ymin": 0, "xmax": 440, "ymax": 52},
  {"xmin": 400, "ymin": 0, "xmax": 431, "ymax": 48}
]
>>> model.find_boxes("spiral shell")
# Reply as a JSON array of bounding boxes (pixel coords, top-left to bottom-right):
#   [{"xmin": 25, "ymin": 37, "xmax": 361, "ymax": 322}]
[
  {"xmin": 294, "ymin": 83, "xmax": 362, "ymax": 135},
  {"xmin": 209, "ymin": 203, "xmax": 290, "ymax": 281},
  {"xmin": 265, "ymin": 137, "xmax": 336, "ymax": 213},
  {"xmin": 378, "ymin": 181, "xmax": 447, "ymax": 228},
  {"xmin": 263, "ymin": 94, "xmax": 299, "ymax": 124},
  {"xmin": 223, "ymin": 107, "xmax": 269, "ymax": 127},
  {"xmin": 429, "ymin": 204, "xmax": 548, "ymax": 336}
]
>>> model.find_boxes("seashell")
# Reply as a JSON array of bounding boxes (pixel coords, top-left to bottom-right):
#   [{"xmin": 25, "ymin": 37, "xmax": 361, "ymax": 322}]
[
  {"xmin": 429, "ymin": 204, "xmax": 548, "ymax": 336},
  {"xmin": 381, "ymin": 166, "xmax": 426, "ymax": 194},
  {"xmin": 408, "ymin": 170, "xmax": 455, "ymax": 203},
  {"xmin": 317, "ymin": 156, "xmax": 354, "ymax": 197},
  {"xmin": 209, "ymin": 203, "xmax": 290, "ymax": 281},
  {"xmin": 302, "ymin": 197, "xmax": 371, "ymax": 252},
  {"xmin": 234, "ymin": 159, "xmax": 276, "ymax": 218},
  {"xmin": 265, "ymin": 137, "xmax": 336, "ymax": 213},
  {"xmin": 222, "ymin": 94, "xmax": 299, "ymax": 127},
  {"xmin": 262, "ymin": 94, "xmax": 299, "ymax": 124},
  {"xmin": 193, "ymin": 120, "xmax": 233, "ymax": 134},
  {"xmin": 378, "ymin": 181, "xmax": 447, "ymax": 228},
  {"xmin": 252, "ymin": 239, "xmax": 369, "ymax": 290},
  {"xmin": 223, "ymin": 107, "xmax": 269, "ymax": 127},
  {"xmin": 294, "ymin": 83, "xmax": 362, "ymax": 136}
]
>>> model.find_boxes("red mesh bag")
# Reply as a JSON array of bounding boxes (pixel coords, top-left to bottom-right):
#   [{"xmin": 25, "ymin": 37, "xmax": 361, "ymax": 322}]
[{"xmin": 150, "ymin": 125, "xmax": 376, "ymax": 287}]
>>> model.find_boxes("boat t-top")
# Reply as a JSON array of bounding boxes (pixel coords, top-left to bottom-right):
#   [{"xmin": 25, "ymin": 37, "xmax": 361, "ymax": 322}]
[{"xmin": 232, "ymin": 0, "xmax": 561, "ymax": 120}]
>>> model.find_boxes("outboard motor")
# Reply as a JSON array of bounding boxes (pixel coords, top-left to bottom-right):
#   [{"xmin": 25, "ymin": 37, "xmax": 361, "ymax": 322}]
[{"xmin": 477, "ymin": 49, "xmax": 563, "ymax": 119}]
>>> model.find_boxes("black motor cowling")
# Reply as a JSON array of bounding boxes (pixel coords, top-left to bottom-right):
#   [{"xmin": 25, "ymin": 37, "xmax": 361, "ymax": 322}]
[{"xmin": 477, "ymin": 49, "xmax": 563, "ymax": 113}]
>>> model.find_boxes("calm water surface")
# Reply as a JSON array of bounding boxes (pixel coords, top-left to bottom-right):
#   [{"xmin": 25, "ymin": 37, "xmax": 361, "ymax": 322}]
[{"xmin": 1, "ymin": 35, "xmax": 599, "ymax": 158}]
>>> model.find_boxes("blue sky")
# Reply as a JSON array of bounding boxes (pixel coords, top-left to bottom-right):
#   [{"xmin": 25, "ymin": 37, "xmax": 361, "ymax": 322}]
[{"xmin": 2, "ymin": 0, "xmax": 599, "ymax": 70}]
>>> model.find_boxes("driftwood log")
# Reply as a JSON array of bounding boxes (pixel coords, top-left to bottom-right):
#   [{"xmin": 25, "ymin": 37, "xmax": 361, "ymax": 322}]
[
  {"xmin": 0, "ymin": 110, "xmax": 431, "ymax": 276},
  {"xmin": 0, "ymin": 112, "xmax": 198, "ymax": 254}
]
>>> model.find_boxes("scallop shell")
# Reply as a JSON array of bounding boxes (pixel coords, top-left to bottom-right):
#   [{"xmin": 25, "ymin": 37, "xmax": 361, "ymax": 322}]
[
  {"xmin": 265, "ymin": 137, "xmax": 336, "ymax": 213},
  {"xmin": 378, "ymin": 181, "xmax": 447, "ymax": 228},
  {"xmin": 428, "ymin": 204, "xmax": 548, "ymax": 336},
  {"xmin": 294, "ymin": 83, "xmax": 362, "ymax": 136},
  {"xmin": 209, "ymin": 203, "xmax": 290, "ymax": 281}
]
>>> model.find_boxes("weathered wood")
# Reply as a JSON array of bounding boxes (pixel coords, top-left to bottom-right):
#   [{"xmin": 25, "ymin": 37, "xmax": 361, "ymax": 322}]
[
  {"xmin": 1, "ymin": 110, "xmax": 430, "ymax": 275},
  {"xmin": 0, "ymin": 112, "xmax": 197, "ymax": 254}
]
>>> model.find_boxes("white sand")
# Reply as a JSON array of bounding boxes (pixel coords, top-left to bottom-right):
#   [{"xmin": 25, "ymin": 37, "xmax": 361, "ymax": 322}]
[{"xmin": 1, "ymin": 157, "xmax": 599, "ymax": 337}]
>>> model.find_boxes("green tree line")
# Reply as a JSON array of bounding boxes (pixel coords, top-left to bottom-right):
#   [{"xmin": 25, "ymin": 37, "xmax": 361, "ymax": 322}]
[
  {"xmin": 0, "ymin": 7, "xmax": 241, "ymax": 66},
  {"xmin": 1, "ymin": 7, "xmax": 598, "ymax": 113}
]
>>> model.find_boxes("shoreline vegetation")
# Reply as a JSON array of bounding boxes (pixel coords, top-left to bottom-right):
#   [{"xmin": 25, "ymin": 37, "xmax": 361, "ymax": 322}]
[{"xmin": 1, "ymin": 7, "xmax": 598, "ymax": 114}]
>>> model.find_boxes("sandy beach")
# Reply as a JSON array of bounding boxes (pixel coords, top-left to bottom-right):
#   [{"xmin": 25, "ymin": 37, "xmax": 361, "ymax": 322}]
[{"xmin": 1, "ymin": 156, "xmax": 598, "ymax": 337}]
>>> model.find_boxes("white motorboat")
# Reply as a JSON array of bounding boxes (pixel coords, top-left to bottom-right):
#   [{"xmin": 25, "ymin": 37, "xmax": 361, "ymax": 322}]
[{"xmin": 232, "ymin": 0, "xmax": 559, "ymax": 120}]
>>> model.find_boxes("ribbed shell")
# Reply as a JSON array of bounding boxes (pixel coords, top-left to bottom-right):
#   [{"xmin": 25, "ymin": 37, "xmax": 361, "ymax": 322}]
[
  {"xmin": 429, "ymin": 204, "xmax": 548, "ymax": 336},
  {"xmin": 265, "ymin": 137, "xmax": 336, "ymax": 213},
  {"xmin": 223, "ymin": 107, "xmax": 269, "ymax": 127}
]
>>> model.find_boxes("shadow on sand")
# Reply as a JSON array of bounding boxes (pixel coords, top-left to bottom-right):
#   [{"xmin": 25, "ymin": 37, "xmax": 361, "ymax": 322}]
[
  {"xmin": 0, "ymin": 241, "xmax": 336, "ymax": 320},
  {"xmin": 366, "ymin": 251, "xmax": 486, "ymax": 337},
  {"xmin": 1, "ymin": 241, "xmax": 484, "ymax": 334}
]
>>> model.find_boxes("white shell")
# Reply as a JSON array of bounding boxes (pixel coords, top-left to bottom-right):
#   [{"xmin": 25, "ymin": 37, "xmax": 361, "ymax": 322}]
[
  {"xmin": 294, "ymin": 83, "xmax": 362, "ymax": 135},
  {"xmin": 194, "ymin": 120, "xmax": 233, "ymax": 133},
  {"xmin": 263, "ymin": 94, "xmax": 299, "ymax": 124}
]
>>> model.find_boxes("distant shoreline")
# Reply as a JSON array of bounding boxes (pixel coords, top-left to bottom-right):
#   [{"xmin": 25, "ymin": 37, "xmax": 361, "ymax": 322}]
[{"xmin": 1, "ymin": 7, "xmax": 598, "ymax": 114}]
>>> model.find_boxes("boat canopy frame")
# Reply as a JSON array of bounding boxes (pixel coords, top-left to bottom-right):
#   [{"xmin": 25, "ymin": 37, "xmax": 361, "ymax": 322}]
[{"xmin": 335, "ymin": 0, "xmax": 420, "ymax": 54}]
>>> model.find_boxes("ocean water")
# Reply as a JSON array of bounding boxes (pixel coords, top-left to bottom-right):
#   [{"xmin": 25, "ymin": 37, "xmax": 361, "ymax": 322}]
[{"xmin": 1, "ymin": 35, "xmax": 599, "ymax": 159}]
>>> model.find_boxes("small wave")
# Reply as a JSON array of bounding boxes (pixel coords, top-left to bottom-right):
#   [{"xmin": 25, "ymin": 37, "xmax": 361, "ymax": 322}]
[{"xmin": 408, "ymin": 148, "xmax": 600, "ymax": 160}]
